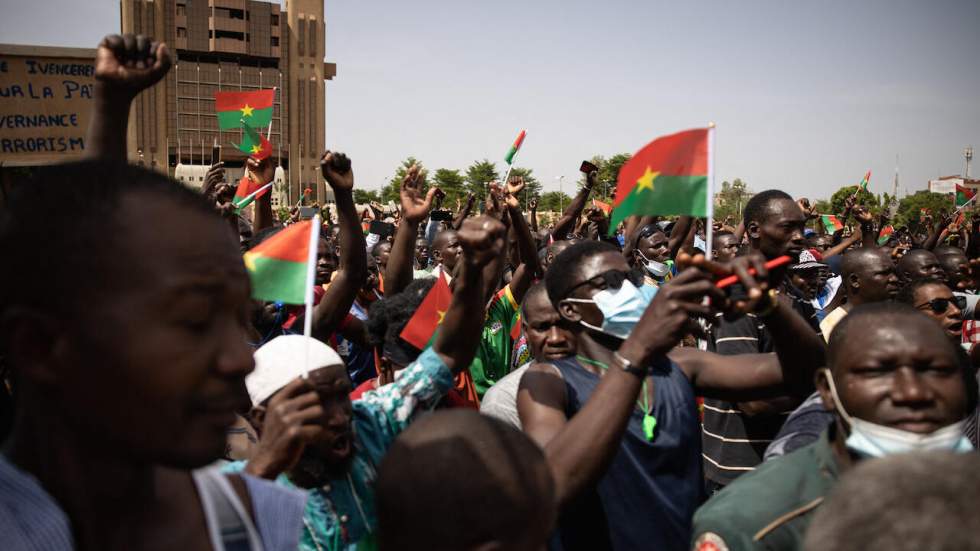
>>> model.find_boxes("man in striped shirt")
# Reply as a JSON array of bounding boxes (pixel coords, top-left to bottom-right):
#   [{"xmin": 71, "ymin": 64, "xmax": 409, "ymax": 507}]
[{"xmin": 703, "ymin": 190, "xmax": 824, "ymax": 493}]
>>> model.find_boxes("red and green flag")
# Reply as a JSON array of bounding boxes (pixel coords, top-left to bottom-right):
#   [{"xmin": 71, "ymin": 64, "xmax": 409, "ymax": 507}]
[
  {"xmin": 232, "ymin": 174, "xmax": 273, "ymax": 211},
  {"xmin": 877, "ymin": 225, "xmax": 895, "ymax": 245},
  {"xmin": 399, "ymin": 275, "xmax": 452, "ymax": 349},
  {"xmin": 243, "ymin": 220, "xmax": 316, "ymax": 304},
  {"xmin": 858, "ymin": 170, "xmax": 871, "ymax": 192},
  {"xmin": 956, "ymin": 184, "xmax": 975, "ymax": 207},
  {"xmin": 592, "ymin": 199, "xmax": 612, "ymax": 215},
  {"xmin": 821, "ymin": 214, "xmax": 844, "ymax": 234},
  {"xmin": 215, "ymin": 89, "xmax": 275, "ymax": 130},
  {"xmin": 608, "ymin": 128, "xmax": 709, "ymax": 232},
  {"xmin": 504, "ymin": 129, "xmax": 526, "ymax": 165},
  {"xmin": 234, "ymin": 123, "xmax": 273, "ymax": 160}
]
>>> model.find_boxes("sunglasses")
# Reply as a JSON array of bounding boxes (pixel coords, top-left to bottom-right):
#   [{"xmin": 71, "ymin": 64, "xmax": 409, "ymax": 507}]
[
  {"xmin": 564, "ymin": 269, "xmax": 644, "ymax": 298},
  {"xmin": 916, "ymin": 296, "xmax": 967, "ymax": 314}
]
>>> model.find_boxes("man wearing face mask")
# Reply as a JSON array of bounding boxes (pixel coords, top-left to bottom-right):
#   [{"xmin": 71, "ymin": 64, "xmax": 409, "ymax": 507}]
[
  {"xmin": 702, "ymin": 190, "xmax": 824, "ymax": 493},
  {"xmin": 518, "ymin": 241, "xmax": 826, "ymax": 550},
  {"xmin": 691, "ymin": 302, "xmax": 976, "ymax": 551}
]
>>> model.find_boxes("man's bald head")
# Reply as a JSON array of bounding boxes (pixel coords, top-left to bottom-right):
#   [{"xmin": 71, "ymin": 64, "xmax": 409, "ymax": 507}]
[
  {"xmin": 376, "ymin": 410, "xmax": 556, "ymax": 551},
  {"xmin": 840, "ymin": 248, "xmax": 898, "ymax": 304},
  {"xmin": 897, "ymin": 249, "xmax": 946, "ymax": 283}
]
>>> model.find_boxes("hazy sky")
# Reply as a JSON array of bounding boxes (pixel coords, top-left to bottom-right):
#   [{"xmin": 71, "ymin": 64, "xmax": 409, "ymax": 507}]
[{"xmin": 2, "ymin": 0, "xmax": 977, "ymax": 199}]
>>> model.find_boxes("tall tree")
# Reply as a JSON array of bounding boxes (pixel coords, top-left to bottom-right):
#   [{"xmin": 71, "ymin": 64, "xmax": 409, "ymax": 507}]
[
  {"xmin": 713, "ymin": 178, "xmax": 753, "ymax": 223},
  {"xmin": 381, "ymin": 156, "xmax": 423, "ymax": 204},
  {"xmin": 896, "ymin": 191, "xmax": 957, "ymax": 227},
  {"xmin": 509, "ymin": 167, "xmax": 542, "ymax": 210},
  {"xmin": 538, "ymin": 191, "xmax": 572, "ymax": 213},
  {"xmin": 464, "ymin": 159, "xmax": 500, "ymax": 198},
  {"xmin": 431, "ymin": 168, "xmax": 467, "ymax": 205},
  {"xmin": 353, "ymin": 189, "xmax": 381, "ymax": 204},
  {"xmin": 576, "ymin": 153, "xmax": 632, "ymax": 200}
]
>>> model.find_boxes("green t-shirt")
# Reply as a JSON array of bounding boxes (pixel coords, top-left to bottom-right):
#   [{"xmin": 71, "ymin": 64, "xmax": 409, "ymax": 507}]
[{"xmin": 469, "ymin": 285, "xmax": 519, "ymax": 398}]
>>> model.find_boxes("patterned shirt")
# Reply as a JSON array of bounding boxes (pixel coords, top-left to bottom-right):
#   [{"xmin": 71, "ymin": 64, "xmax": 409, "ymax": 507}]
[
  {"xmin": 468, "ymin": 286, "xmax": 520, "ymax": 398},
  {"xmin": 225, "ymin": 347, "xmax": 453, "ymax": 550}
]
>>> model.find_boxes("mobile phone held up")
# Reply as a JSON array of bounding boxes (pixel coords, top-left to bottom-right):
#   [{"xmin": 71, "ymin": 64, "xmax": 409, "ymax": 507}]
[{"xmin": 580, "ymin": 160, "xmax": 599, "ymax": 174}]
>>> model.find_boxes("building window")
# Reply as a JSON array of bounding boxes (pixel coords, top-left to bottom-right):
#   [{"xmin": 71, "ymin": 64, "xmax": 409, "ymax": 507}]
[
  {"xmin": 297, "ymin": 18, "xmax": 306, "ymax": 56},
  {"xmin": 271, "ymin": 14, "xmax": 279, "ymax": 25},
  {"xmin": 309, "ymin": 19, "xmax": 317, "ymax": 57},
  {"xmin": 176, "ymin": 3, "xmax": 186, "ymax": 16},
  {"xmin": 271, "ymin": 36, "xmax": 279, "ymax": 47},
  {"xmin": 177, "ymin": 27, "xmax": 187, "ymax": 38}
]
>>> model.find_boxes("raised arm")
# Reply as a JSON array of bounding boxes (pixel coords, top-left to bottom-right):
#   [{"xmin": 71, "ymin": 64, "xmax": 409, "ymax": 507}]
[
  {"xmin": 822, "ymin": 227, "xmax": 861, "ymax": 259},
  {"xmin": 246, "ymin": 157, "xmax": 276, "ymax": 234},
  {"xmin": 923, "ymin": 212, "xmax": 951, "ymax": 251},
  {"xmin": 552, "ymin": 171, "xmax": 595, "ymax": 241},
  {"xmin": 667, "ymin": 216, "xmax": 693, "ymax": 259},
  {"xmin": 853, "ymin": 206, "xmax": 877, "ymax": 248},
  {"xmin": 385, "ymin": 165, "xmax": 437, "ymax": 296},
  {"xmin": 434, "ymin": 215, "xmax": 506, "ymax": 372},
  {"xmin": 452, "ymin": 193, "xmax": 476, "ymax": 231},
  {"xmin": 308, "ymin": 152, "xmax": 367, "ymax": 340},
  {"xmin": 528, "ymin": 197, "xmax": 539, "ymax": 234},
  {"xmin": 87, "ymin": 34, "xmax": 171, "ymax": 161},
  {"xmin": 505, "ymin": 177, "xmax": 543, "ymax": 300},
  {"xmin": 519, "ymin": 268, "xmax": 723, "ymax": 507}
]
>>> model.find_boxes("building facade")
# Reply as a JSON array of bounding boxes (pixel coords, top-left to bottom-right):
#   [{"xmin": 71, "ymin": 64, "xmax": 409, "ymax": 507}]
[{"xmin": 121, "ymin": 0, "xmax": 335, "ymax": 203}]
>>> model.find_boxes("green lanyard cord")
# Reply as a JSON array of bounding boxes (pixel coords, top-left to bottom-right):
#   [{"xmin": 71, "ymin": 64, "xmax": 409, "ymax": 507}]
[{"xmin": 576, "ymin": 355, "xmax": 657, "ymax": 441}]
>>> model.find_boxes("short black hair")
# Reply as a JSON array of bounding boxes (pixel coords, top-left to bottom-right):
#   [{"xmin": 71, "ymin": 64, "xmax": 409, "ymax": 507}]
[
  {"xmin": 545, "ymin": 240, "xmax": 619, "ymax": 302},
  {"xmin": 520, "ymin": 282, "xmax": 549, "ymax": 319},
  {"xmin": 743, "ymin": 189, "xmax": 793, "ymax": 228},
  {"xmin": 0, "ymin": 160, "xmax": 215, "ymax": 319},
  {"xmin": 370, "ymin": 241, "xmax": 390, "ymax": 257},
  {"xmin": 377, "ymin": 410, "xmax": 555, "ymax": 550},
  {"xmin": 896, "ymin": 277, "xmax": 949, "ymax": 306},
  {"xmin": 841, "ymin": 247, "xmax": 890, "ymax": 282},
  {"xmin": 366, "ymin": 278, "xmax": 436, "ymax": 365}
]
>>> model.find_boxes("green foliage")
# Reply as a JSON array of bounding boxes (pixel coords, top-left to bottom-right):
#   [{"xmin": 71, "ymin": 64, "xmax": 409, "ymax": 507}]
[
  {"xmin": 431, "ymin": 168, "xmax": 467, "ymax": 206},
  {"xmin": 896, "ymin": 191, "xmax": 956, "ymax": 227},
  {"xmin": 576, "ymin": 153, "xmax": 632, "ymax": 200},
  {"xmin": 713, "ymin": 178, "xmax": 753, "ymax": 224},
  {"xmin": 464, "ymin": 159, "xmax": 500, "ymax": 198},
  {"xmin": 381, "ymin": 157, "xmax": 422, "ymax": 204},
  {"xmin": 538, "ymin": 191, "xmax": 571, "ymax": 213},
  {"xmin": 828, "ymin": 186, "xmax": 882, "ymax": 215},
  {"xmin": 353, "ymin": 188, "xmax": 381, "ymax": 204},
  {"xmin": 276, "ymin": 205, "xmax": 290, "ymax": 224}
]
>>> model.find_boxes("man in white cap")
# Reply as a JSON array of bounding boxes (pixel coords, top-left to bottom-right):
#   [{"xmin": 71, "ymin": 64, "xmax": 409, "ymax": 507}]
[{"xmin": 224, "ymin": 215, "xmax": 506, "ymax": 550}]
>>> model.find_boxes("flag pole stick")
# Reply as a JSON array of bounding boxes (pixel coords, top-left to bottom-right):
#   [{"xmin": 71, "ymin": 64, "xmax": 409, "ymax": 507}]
[
  {"xmin": 266, "ymin": 87, "xmax": 276, "ymax": 141},
  {"xmin": 705, "ymin": 123, "xmax": 716, "ymax": 259},
  {"xmin": 302, "ymin": 214, "xmax": 321, "ymax": 374},
  {"xmin": 234, "ymin": 181, "xmax": 275, "ymax": 213},
  {"xmin": 955, "ymin": 191, "xmax": 978, "ymax": 213}
]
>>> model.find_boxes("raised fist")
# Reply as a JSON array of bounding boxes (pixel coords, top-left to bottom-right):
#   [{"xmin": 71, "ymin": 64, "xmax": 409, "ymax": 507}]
[
  {"xmin": 95, "ymin": 34, "xmax": 172, "ymax": 97},
  {"xmin": 458, "ymin": 215, "xmax": 506, "ymax": 268},
  {"xmin": 320, "ymin": 151, "xmax": 354, "ymax": 191}
]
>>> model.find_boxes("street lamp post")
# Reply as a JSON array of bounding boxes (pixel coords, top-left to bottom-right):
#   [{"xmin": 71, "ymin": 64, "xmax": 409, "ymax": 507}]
[{"xmin": 556, "ymin": 175, "xmax": 565, "ymax": 214}]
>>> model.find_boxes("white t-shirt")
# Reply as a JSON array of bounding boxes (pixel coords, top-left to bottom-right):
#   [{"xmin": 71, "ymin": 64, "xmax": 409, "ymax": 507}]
[{"xmin": 480, "ymin": 363, "xmax": 531, "ymax": 429}]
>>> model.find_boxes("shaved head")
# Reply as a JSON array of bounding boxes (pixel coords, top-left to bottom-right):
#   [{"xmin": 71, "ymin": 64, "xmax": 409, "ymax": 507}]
[{"xmin": 376, "ymin": 410, "xmax": 555, "ymax": 550}]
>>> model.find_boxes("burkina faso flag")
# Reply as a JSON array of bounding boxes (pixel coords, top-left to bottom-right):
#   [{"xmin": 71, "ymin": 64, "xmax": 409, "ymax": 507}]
[
  {"xmin": 234, "ymin": 123, "xmax": 273, "ymax": 160},
  {"xmin": 821, "ymin": 215, "xmax": 844, "ymax": 234},
  {"xmin": 399, "ymin": 275, "xmax": 452, "ymax": 350},
  {"xmin": 243, "ymin": 220, "xmax": 316, "ymax": 304},
  {"xmin": 232, "ymin": 174, "xmax": 273, "ymax": 211},
  {"xmin": 956, "ymin": 184, "xmax": 975, "ymax": 207},
  {"xmin": 609, "ymin": 128, "xmax": 709, "ymax": 233},
  {"xmin": 215, "ymin": 89, "xmax": 275, "ymax": 130}
]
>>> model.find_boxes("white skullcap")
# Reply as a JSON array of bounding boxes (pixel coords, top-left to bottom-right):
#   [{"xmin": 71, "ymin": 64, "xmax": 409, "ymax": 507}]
[{"xmin": 246, "ymin": 335, "xmax": 345, "ymax": 406}]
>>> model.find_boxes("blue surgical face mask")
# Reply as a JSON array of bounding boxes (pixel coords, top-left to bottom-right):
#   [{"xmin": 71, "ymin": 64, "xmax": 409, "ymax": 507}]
[
  {"xmin": 638, "ymin": 250, "xmax": 671, "ymax": 278},
  {"xmin": 821, "ymin": 368, "xmax": 974, "ymax": 458},
  {"xmin": 564, "ymin": 280, "xmax": 652, "ymax": 339}
]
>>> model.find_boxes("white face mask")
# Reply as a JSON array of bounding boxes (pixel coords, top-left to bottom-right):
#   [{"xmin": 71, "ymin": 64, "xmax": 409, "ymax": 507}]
[
  {"xmin": 821, "ymin": 368, "xmax": 973, "ymax": 458},
  {"xmin": 638, "ymin": 250, "xmax": 670, "ymax": 277}
]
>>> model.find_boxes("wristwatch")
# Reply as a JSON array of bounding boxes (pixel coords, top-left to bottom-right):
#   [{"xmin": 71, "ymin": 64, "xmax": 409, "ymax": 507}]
[{"xmin": 613, "ymin": 351, "xmax": 649, "ymax": 378}]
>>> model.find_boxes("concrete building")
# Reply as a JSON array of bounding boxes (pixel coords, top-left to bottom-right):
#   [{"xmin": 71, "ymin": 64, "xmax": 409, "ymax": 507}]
[{"xmin": 121, "ymin": 0, "xmax": 336, "ymax": 203}]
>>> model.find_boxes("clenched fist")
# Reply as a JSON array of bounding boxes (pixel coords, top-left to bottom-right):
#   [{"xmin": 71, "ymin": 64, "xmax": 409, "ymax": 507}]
[
  {"xmin": 95, "ymin": 34, "xmax": 172, "ymax": 98},
  {"xmin": 457, "ymin": 215, "xmax": 506, "ymax": 269}
]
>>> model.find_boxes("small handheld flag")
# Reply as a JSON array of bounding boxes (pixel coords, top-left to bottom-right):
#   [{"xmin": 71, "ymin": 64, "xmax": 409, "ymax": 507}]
[
  {"xmin": 232, "ymin": 174, "xmax": 273, "ymax": 211},
  {"xmin": 504, "ymin": 130, "xmax": 526, "ymax": 165},
  {"xmin": 608, "ymin": 128, "xmax": 710, "ymax": 233},
  {"xmin": 877, "ymin": 225, "xmax": 895, "ymax": 245},
  {"xmin": 243, "ymin": 219, "xmax": 317, "ymax": 304},
  {"xmin": 234, "ymin": 123, "xmax": 273, "ymax": 160},
  {"xmin": 215, "ymin": 89, "xmax": 275, "ymax": 130},
  {"xmin": 820, "ymin": 215, "xmax": 844, "ymax": 234},
  {"xmin": 399, "ymin": 275, "xmax": 453, "ymax": 349},
  {"xmin": 858, "ymin": 170, "xmax": 871, "ymax": 192},
  {"xmin": 956, "ymin": 184, "xmax": 975, "ymax": 208},
  {"xmin": 592, "ymin": 199, "xmax": 612, "ymax": 215}
]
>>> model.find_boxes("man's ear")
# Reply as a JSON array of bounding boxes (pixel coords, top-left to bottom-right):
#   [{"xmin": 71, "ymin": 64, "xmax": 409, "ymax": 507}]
[
  {"xmin": 0, "ymin": 308, "xmax": 66, "ymax": 387},
  {"xmin": 848, "ymin": 272, "xmax": 861, "ymax": 292},
  {"xmin": 432, "ymin": 248, "xmax": 443, "ymax": 263},
  {"xmin": 557, "ymin": 299, "xmax": 583, "ymax": 323},
  {"xmin": 746, "ymin": 220, "xmax": 761, "ymax": 240},
  {"xmin": 247, "ymin": 405, "xmax": 267, "ymax": 436},
  {"xmin": 814, "ymin": 368, "xmax": 835, "ymax": 412}
]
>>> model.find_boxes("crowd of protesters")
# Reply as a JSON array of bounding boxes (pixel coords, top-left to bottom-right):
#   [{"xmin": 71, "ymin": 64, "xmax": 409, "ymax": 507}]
[{"xmin": 2, "ymin": 34, "xmax": 979, "ymax": 551}]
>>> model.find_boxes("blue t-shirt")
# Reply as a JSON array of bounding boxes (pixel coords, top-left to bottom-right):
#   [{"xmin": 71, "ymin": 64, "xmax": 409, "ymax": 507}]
[{"xmin": 548, "ymin": 355, "xmax": 702, "ymax": 551}]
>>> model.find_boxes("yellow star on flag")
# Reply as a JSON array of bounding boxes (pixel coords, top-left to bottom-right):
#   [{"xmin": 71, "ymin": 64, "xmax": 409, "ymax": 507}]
[
  {"xmin": 243, "ymin": 252, "xmax": 256, "ymax": 271},
  {"xmin": 637, "ymin": 167, "xmax": 659, "ymax": 192},
  {"xmin": 436, "ymin": 310, "xmax": 446, "ymax": 324},
  {"xmin": 250, "ymin": 145, "xmax": 263, "ymax": 155},
  {"xmin": 240, "ymin": 104, "xmax": 255, "ymax": 117}
]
